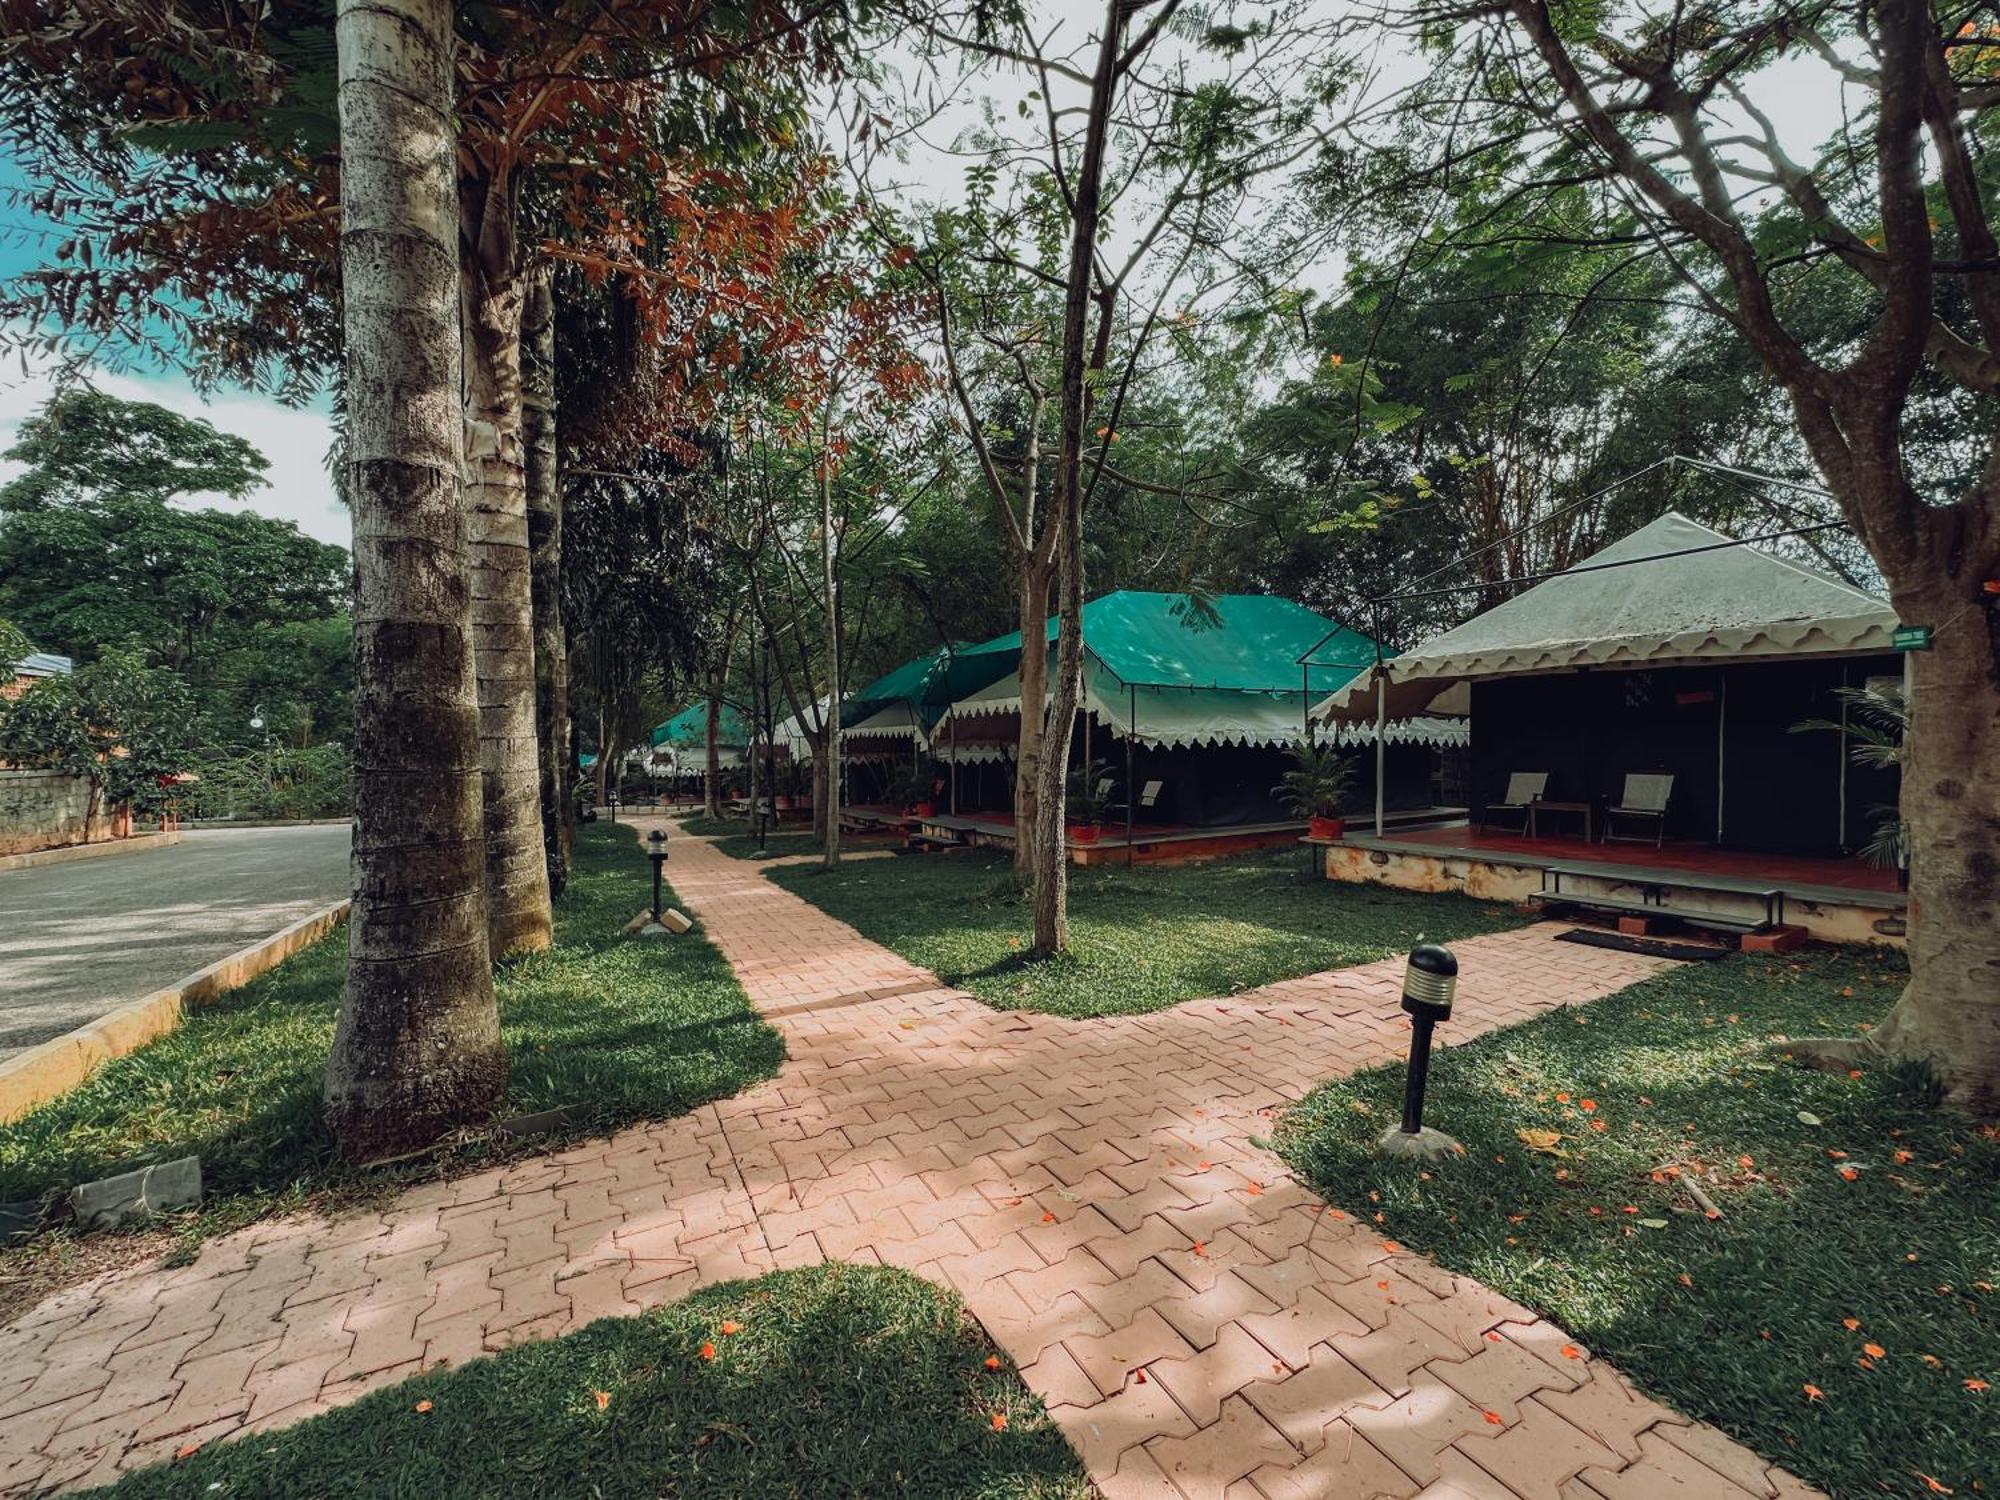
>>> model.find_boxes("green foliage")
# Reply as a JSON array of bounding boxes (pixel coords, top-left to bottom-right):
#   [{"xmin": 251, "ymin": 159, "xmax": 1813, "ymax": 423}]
[
  {"xmin": 0, "ymin": 390, "xmax": 352, "ymax": 746},
  {"xmin": 1063, "ymin": 757, "xmax": 1116, "ymax": 825},
  {"xmin": 1792, "ymin": 682, "xmax": 1909, "ymax": 868},
  {"xmin": 770, "ymin": 848, "xmax": 1523, "ymax": 1019},
  {"xmin": 1277, "ymin": 946, "xmax": 1996, "ymax": 1500},
  {"xmin": 184, "ymin": 741, "xmax": 351, "ymax": 821},
  {"xmin": 1271, "ymin": 737, "xmax": 1359, "ymax": 818},
  {"xmin": 90, "ymin": 1265, "xmax": 1090, "ymax": 1500},
  {"xmin": 0, "ymin": 648, "xmax": 196, "ymax": 813},
  {"xmin": 0, "ymin": 823, "xmax": 782, "ymax": 1223}
]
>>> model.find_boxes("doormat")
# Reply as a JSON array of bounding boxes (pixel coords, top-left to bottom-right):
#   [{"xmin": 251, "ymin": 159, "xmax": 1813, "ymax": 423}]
[{"xmin": 1555, "ymin": 928, "xmax": 1732, "ymax": 962}]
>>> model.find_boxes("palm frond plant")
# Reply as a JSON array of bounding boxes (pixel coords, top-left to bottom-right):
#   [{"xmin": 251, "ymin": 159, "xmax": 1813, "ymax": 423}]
[
  {"xmin": 1273, "ymin": 737, "xmax": 1360, "ymax": 836},
  {"xmin": 1790, "ymin": 682, "xmax": 1908, "ymax": 871}
]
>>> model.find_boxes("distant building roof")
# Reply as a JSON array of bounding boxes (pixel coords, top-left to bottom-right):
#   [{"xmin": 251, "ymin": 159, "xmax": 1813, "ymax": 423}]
[{"xmin": 10, "ymin": 652, "xmax": 72, "ymax": 678}]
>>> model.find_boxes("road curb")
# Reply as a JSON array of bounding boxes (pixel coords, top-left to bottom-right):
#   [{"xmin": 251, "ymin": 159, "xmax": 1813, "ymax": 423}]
[
  {"xmin": 0, "ymin": 831, "xmax": 182, "ymax": 875},
  {"xmin": 0, "ymin": 899, "xmax": 352, "ymax": 1125}
]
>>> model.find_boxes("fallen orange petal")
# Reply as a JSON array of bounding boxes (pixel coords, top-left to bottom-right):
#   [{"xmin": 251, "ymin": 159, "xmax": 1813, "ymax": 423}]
[
  {"xmin": 990, "ymin": 1412, "xmax": 1008, "ymax": 1431},
  {"xmin": 1919, "ymin": 1476, "xmax": 1952, "ymax": 1495},
  {"xmin": 414, "ymin": 1399, "xmax": 434, "ymax": 1413},
  {"xmin": 984, "ymin": 1355, "xmax": 1001, "ymax": 1371},
  {"xmin": 594, "ymin": 1390, "xmax": 611, "ymax": 1410},
  {"xmin": 700, "ymin": 1342, "xmax": 716, "ymax": 1361},
  {"xmin": 1041, "ymin": 1211, "xmax": 1056, "ymax": 1223},
  {"xmin": 173, "ymin": 1443, "xmax": 202, "ymax": 1461},
  {"xmin": 1967, "ymin": 1378, "xmax": 1990, "ymax": 1392},
  {"xmin": 720, "ymin": 1321, "xmax": 741, "ymax": 1336},
  {"xmin": 1560, "ymin": 1345, "xmax": 1583, "ymax": 1360},
  {"xmin": 1381, "ymin": 1240, "xmax": 1401, "ymax": 1253},
  {"xmin": 1842, "ymin": 1317, "xmax": 1861, "ymax": 1331},
  {"xmin": 1840, "ymin": 1167, "xmax": 1860, "ymax": 1181},
  {"xmin": 1802, "ymin": 1384, "xmax": 1824, "ymax": 1401},
  {"xmin": 1482, "ymin": 1410, "xmax": 1504, "ymax": 1425},
  {"xmin": 1863, "ymin": 1342, "xmax": 1885, "ymax": 1359},
  {"xmin": 1579, "ymin": 1099, "xmax": 1597, "ymax": 1113}
]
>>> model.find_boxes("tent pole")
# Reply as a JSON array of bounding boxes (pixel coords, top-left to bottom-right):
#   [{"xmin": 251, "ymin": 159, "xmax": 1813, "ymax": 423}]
[
  {"xmin": 951, "ymin": 715, "xmax": 959, "ymax": 815},
  {"xmin": 1301, "ymin": 662, "xmax": 1311, "ymax": 744},
  {"xmin": 1374, "ymin": 668, "xmax": 1387, "ymax": 839},
  {"xmin": 1715, "ymin": 672, "xmax": 1727, "ymax": 844},
  {"xmin": 1126, "ymin": 684, "xmax": 1136, "ymax": 869},
  {"xmin": 1837, "ymin": 663, "xmax": 1849, "ymax": 851}
]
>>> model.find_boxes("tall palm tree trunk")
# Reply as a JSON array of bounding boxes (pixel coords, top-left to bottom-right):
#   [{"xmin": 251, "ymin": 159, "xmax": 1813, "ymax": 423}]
[
  {"xmin": 326, "ymin": 0, "xmax": 506, "ymax": 1157},
  {"xmin": 464, "ymin": 178, "xmax": 553, "ymax": 955},
  {"xmin": 523, "ymin": 270, "xmax": 570, "ymax": 894}
]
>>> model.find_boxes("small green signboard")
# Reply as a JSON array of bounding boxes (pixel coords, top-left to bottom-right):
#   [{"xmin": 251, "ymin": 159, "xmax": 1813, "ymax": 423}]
[{"xmin": 1892, "ymin": 624, "xmax": 1933, "ymax": 652}]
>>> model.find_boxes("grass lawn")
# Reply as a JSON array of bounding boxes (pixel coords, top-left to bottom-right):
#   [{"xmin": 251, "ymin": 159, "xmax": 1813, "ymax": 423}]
[
  {"xmin": 768, "ymin": 848, "xmax": 1524, "ymax": 1018},
  {"xmin": 1276, "ymin": 944, "xmax": 1998, "ymax": 1500},
  {"xmin": 675, "ymin": 813, "xmax": 825, "ymax": 861},
  {"xmin": 0, "ymin": 820, "xmax": 782, "ymax": 1237},
  {"xmin": 88, "ymin": 1264, "xmax": 1090, "ymax": 1500}
]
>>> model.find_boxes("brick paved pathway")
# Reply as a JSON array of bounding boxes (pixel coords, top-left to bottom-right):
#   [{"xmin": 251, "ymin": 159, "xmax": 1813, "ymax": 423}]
[{"xmin": 0, "ymin": 821, "xmax": 1819, "ymax": 1500}]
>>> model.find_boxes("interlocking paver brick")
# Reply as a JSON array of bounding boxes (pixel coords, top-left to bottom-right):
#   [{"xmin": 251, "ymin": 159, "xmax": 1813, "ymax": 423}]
[{"xmin": 0, "ymin": 820, "xmax": 1820, "ymax": 1500}]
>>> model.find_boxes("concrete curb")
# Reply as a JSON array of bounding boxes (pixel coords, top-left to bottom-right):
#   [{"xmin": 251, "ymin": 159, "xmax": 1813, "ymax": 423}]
[
  {"xmin": 0, "ymin": 831, "xmax": 182, "ymax": 875},
  {"xmin": 0, "ymin": 899, "xmax": 352, "ymax": 1125}
]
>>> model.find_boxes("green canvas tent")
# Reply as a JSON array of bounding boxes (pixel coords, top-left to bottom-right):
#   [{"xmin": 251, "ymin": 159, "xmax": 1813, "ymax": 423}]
[
  {"xmin": 934, "ymin": 590, "xmax": 1400, "ymax": 750},
  {"xmin": 651, "ymin": 702, "xmax": 747, "ymax": 750},
  {"xmin": 839, "ymin": 640, "xmax": 1019, "ymax": 732}
]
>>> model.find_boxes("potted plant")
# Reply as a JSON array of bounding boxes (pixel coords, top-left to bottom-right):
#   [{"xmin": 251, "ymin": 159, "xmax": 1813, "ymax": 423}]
[
  {"xmin": 1791, "ymin": 682, "xmax": 1910, "ymax": 882},
  {"xmin": 1274, "ymin": 738, "xmax": 1359, "ymax": 840},
  {"xmin": 887, "ymin": 764, "xmax": 930, "ymax": 816},
  {"xmin": 1065, "ymin": 758, "xmax": 1114, "ymax": 844}
]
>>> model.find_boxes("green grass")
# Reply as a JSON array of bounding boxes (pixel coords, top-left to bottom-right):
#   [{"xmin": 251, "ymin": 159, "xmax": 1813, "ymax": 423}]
[
  {"xmin": 0, "ymin": 821, "xmax": 783, "ymax": 1223},
  {"xmin": 767, "ymin": 847, "xmax": 1524, "ymax": 1018},
  {"xmin": 1275, "ymin": 945, "xmax": 1998, "ymax": 1500},
  {"xmin": 676, "ymin": 814, "xmax": 826, "ymax": 861},
  {"xmin": 88, "ymin": 1264, "xmax": 1090, "ymax": 1500}
]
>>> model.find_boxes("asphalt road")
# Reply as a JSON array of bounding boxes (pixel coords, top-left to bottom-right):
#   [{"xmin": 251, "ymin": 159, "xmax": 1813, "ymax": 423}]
[{"xmin": 0, "ymin": 824, "xmax": 353, "ymax": 1062}]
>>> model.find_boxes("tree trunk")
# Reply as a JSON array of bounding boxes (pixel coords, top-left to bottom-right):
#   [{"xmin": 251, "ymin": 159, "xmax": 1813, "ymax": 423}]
[
  {"xmin": 325, "ymin": 0, "xmax": 505, "ymax": 1158},
  {"xmin": 821, "ymin": 456, "xmax": 844, "ymax": 870},
  {"xmin": 1029, "ymin": 0, "xmax": 1121, "ymax": 956},
  {"xmin": 1031, "ymin": 524, "xmax": 1084, "ymax": 953},
  {"xmin": 704, "ymin": 688, "xmax": 722, "ymax": 817},
  {"xmin": 1012, "ymin": 556, "xmax": 1052, "ymax": 875},
  {"xmin": 464, "ymin": 242, "xmax": 553, "ymax": 955},
  {"xmin": 1859, "ymin": 570, "xmax": 2000, "ymax": 1112},
  {"xmin": 523, "ymin": 269, "xmax": 569, "ymax": 897}
]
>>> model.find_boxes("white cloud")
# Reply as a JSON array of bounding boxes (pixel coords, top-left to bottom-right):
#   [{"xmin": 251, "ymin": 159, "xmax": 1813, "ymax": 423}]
[{"xmin": 0, "ymin": 354, "xmax": 349, "ymax": 549}]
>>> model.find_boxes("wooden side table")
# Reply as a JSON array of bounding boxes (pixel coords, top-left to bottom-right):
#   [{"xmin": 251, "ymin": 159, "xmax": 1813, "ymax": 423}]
[{"xmin": 1529, "ymin": 799, "xmax": 1593, "ymax": 842}]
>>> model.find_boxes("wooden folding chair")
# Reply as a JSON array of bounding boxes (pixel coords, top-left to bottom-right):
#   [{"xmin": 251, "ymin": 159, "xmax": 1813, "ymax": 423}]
[
  {"xmin": 1603, "ymin": 772, "xmax": 1675, "ymax": 847},
  {"xmin": 1480, "ymin": 771, "xmax": 1548, "ymax": 835}
]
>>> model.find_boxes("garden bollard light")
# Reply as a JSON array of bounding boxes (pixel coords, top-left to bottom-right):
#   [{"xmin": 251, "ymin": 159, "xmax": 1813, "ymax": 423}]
[
  {"xmin": 1375, "ymin": 943, "xmax": 1466, "ymax": 1162},
  {"xmin": 646, "ymin": 828, "xmax": 669, "ymax": 921}
]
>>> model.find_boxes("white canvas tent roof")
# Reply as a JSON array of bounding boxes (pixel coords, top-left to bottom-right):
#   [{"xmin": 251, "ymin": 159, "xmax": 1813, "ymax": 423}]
[
  {"xmin": 936, "ymin": 664, "xmax": 1467, "ymax": 750},
  {"xmin": 843, "ymin": 701, "xmax": 928, "ymax": 750},
  {"xmin": 1318, "ymin": 512, "xmax": 1897, "ymax": 724}
]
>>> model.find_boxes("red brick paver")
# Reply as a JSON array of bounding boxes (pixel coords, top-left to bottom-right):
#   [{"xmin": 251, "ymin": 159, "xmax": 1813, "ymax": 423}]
[{"xmin": 0, "ymin": 823, "xmax": 1819, "ymax": 1500}]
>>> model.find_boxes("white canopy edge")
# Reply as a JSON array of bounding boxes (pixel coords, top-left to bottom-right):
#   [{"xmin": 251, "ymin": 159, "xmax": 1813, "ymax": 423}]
[
  {"xmin": 1315, "ymin": 616, "xmax": 1896, "ymax": 725},
  {"xmin": 938, "ymin": 667, "xmax": 1468, "ymax": 750}
]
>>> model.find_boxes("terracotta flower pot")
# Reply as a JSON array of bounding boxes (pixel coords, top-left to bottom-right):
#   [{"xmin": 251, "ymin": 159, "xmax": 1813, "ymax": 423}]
[
  {"xmin": 1067, "ymin": 823, "xmax": 1101, "ymax": 845},
  {"xmin": 1308, "ymin": 814, "xmax": 1346, "ymax": 840},
  {"xmin": 914, "ymin": 801, "xmax": 936, "ymax": 818}
]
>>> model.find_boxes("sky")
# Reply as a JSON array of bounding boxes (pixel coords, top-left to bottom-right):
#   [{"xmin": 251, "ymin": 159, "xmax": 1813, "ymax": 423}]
[{"xmin": 0, "ymin": 6, "xmax": 1860, "ymax": 563}]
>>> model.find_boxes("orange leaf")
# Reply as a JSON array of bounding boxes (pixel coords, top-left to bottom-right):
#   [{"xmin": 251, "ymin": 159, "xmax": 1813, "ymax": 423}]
[
  {"xmin": 720, "ymin": 1321, "xmax": 741, "ymax": 1336},
  {"xmin": 1840, "ymin": 1167, "xmax": 1860, "ymax": 1182},
  {"xmin": 1041, "ymin": 1211, "xmax": 1056, "ymax": 1223},
  {"xmin": 1802, "ymin": 1384, "xmax": 1824, "ymax": 1401},
  {"xmin": 1842, "ymin": 1318, "xmax": 1861, "ymax": 1331},
  {"xmin": 990, "ymin": 1412, "xmax": 1008, "ymax": 1431},
  {"xmin": 1863, "ymin": 1342, "xmax": 1886, "ymax": 1359},
  {"xmin": 414, "ymin": 1400, "xmax": 434, "ymax": 1413},
  {"xmin": 1967, "ymin": 1378, "xmax": 1991, "ymax": 1392},
  {"xmin": 1133, "ymin": 1368, "xmax": 1148, "ymax": 1384},
  {"xmin": 1918, "ymin": 1476, "xmax": 1953, "ymax": 1495},
  {"xmin": 594, "ymin": 1390, "xmax": 611, "ymax": 1411},
  {"xmin": 1382, "ymin": 1240, "xmax": 1401, "ymax": 1253},
  {"xmin": 172, "ymin": 1443, "xmax": 202, "ymax": 1462},
  {"xmin": 1485, "ymin": 1331, "xmax": 1503, "ymax": 1343},
  {"xmin": 1894, "ymin": 1150, "xmax": 1914, "ymax": 1164},
  {"xmin": 1555, "ymin": 1092, "xmax": 1571, "ymax": 1104},
  {"xmin": 1245, "ymin": 1182, "xmax": 1264, "ymax": 1196},
  {"xmin": 700, "ymin": 1342, "xmax": 716, "ymax": 1361},
  {"xmin": 1482, "ymin": 1410, "xmax": 1504, "ymax": 1425},
  {"xmin": 1192, "ymin": 1241, "xmax": 1207, "ymax": 1257},
  {"xmin": 984, "ymin": 1355, "xmax": 1002, "ymax": 1371},
  {"xmin": 1738, "ymin": 1155, "xmax": 1754, "ymax": 1169},
  {"xmin": 1579, "ymin": 1099, "xmax": 1598, "ymax": 1113},
  {"xmin": 1560, "ymin": 1345, "xmax": 1583, "ymax": 1360}
]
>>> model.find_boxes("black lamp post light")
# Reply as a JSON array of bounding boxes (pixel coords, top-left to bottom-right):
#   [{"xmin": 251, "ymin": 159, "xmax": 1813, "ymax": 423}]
[
  {"xmin": 629, "ymin": 826, "xmax": 691, "ymax": 939},
  {"xmin": 1374, "ymin": 943, "xmax": 1467, "ymax": 1162}
]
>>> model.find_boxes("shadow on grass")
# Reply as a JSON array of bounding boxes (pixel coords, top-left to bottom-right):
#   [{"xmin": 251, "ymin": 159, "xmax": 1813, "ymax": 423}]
[
  {"xmin": 768, "ymin": 847, "xmax": 1525, "ymax": 1018},
  {"xmin": 1276, "ymin": 944, "xmax": 1998, "ymax": 1500},
  {"xmin": 89, "ymin": 1265, "xmax": 1091, "ymax": 1500},
  {"xmin": 0, "ymin": 822, "xmax": 783, "ymax": 1222}
]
